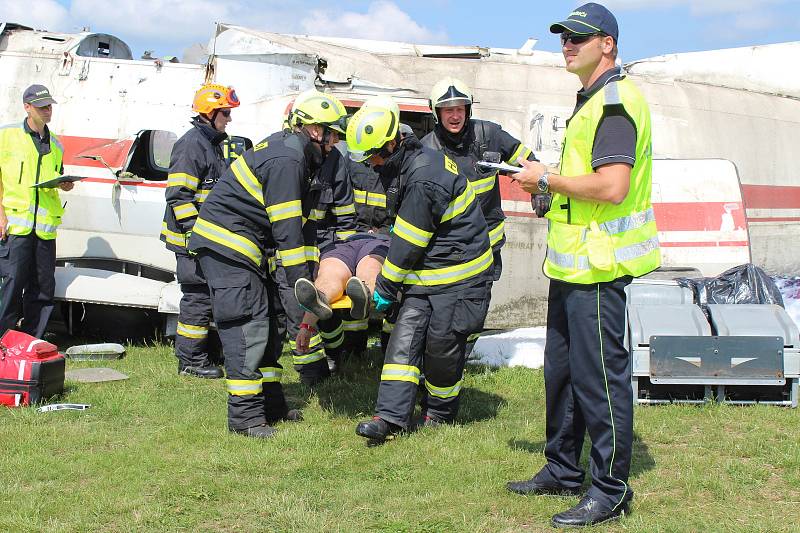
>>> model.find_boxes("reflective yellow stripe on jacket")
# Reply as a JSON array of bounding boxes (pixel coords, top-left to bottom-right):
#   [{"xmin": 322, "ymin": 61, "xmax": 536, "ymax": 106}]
[
  {"xmin": 381, "ymin": 247, "xmax": 493, "ymax": 287},
  {"xmin": 193, "ymin": 217, "xmax": 263, "ymax": 265}
]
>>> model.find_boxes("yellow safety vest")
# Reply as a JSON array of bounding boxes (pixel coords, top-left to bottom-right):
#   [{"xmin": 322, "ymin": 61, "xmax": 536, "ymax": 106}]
[
  {"xmin": 543, "ymin": 77, "xmax": 660, "ymax": 284},
  {"xmin": 0, "ymin": 123, "xmax": 64, "ymax": 240}
]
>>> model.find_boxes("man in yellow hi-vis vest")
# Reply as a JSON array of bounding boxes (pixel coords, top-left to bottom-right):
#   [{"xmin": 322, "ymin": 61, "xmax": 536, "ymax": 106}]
[
  {"xmin": 506, "ymin": 3, "xmax": 660, "ymax": 528},
  {"xmin": 0, "ymin": 85, "xmax": 73, "ymax": 338}
]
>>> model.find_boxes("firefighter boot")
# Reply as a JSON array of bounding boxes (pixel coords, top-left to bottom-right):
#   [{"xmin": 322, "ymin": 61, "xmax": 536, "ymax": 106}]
[
  {"xmin": 179, "ymin": 364, "xmax": 224, "ymax": 379},
  {"xmin": 266, "ymin": 409, "xmax": 304, "ymax": 425},
  {"xmin": 346, "ymin": 276, "xmax": 371, "ymax": 320},
  {"xmin": 230, "ymin": 424, "xmax": 278, "ymax": 439},
  {"xmin": 355, "ymin": 416, "xmax": 401, "ymax": 441},
  {"xmin": 295, "ymin": 278, "xmax": 333, "ymax": 320}
]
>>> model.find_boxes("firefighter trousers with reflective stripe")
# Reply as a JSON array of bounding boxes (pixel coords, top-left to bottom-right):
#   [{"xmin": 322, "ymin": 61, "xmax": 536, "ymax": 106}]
[
  {"xmin": 273, "ymin": 265, "xmax": 329, "ymax": 384},
  {"xmin": 0, "ymin": 234, "xmax": 56, "ymax": 339},
  {"xmin": 538, "ymin": 277, "xmax": 633, "ymax": 510},
  {"xmin": 198, "ymin": 250, "xmax": 288, "ymax": 431},
  {"xmin": 318, "ymin": 309, "xmax": 369, "ymax": 361},
  {"xmin": 376, "ymin": 284, "xmax": 489, "ymax": 428},
  {"xmin": 174, "ymin": 253, "xmax": 213, "ymax": 368}
]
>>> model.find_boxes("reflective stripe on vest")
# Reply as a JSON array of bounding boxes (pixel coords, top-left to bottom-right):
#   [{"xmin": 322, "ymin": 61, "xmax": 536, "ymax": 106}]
[{"xmin": 544, "ymin": 77, "xmax": 660, "ymax": 284}]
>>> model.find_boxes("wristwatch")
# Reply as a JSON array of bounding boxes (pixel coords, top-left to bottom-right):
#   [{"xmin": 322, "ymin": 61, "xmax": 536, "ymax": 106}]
[{"xmin": 537, "ymin": 171, "xmax": 550, "ymax": 193}]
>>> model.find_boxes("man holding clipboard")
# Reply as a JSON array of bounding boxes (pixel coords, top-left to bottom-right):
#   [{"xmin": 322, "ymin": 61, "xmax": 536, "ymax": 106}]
[{"xmin": 0, "ymin": 84, "xmax": 72, "ymax": 338}]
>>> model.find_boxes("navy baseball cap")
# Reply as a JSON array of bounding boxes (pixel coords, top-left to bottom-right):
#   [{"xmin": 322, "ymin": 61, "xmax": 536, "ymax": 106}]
[
  {"xmin": 550, "ymin": 3, "xmax": 619, "ymax": 43},
  {"xmin": 23, "ymin": 84, "xmax": 57, "ymax": 107}
]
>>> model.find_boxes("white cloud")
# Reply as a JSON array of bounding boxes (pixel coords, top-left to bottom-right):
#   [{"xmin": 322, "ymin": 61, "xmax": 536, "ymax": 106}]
[
  {"xmin": 2, "ymin": 1, "xmax": 445, "ymax": 56},
  {"xmin": 0, "ymin": 0, "xmax": 71, "ymax": 32},
  {"xmin": 300, "ymin": 1, "xmax": 447, "ymax": 43}
]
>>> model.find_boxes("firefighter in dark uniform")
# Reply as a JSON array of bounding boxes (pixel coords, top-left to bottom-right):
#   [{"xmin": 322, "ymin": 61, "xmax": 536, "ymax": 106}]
[
  {"xmin": 421, "ymin": 78, "xmax": 537, "ymax": 352},
  {"xmin": 188, "ymin": 89, "xmax": 347, "ymax": 438},
  {"xmin": 160, "ymin": 83, "xmax": 239, "ymax": 378},
  {"xmin": 347, "ymin": 96, "xmax": 493, "ymax": 441},
  {"xmin": 0, "ymin": 84, "xmax": 72, "ymax": 339},
  {"xmin": 506, "ymin": 3, "xmax": 661, "ymax": 527}
]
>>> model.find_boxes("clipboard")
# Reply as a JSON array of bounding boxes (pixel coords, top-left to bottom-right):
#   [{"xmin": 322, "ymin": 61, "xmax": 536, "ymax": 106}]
[
  {"xmin": 31, "ymin": 175, "xmax": 85, "ymax": 189},
  {"xmin": 476, "ymin": 161, "xmax": 523, "ymax": 174}
]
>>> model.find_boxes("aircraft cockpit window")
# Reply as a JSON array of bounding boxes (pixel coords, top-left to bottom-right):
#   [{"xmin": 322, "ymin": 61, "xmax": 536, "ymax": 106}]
[
  {"xmin": 151, "ymin": 130, "xmax": 177, "ymax": 172},
  {"xmin": 123, "ymin": 129, "xmax": 176, "ymax": 181},
  {"xmin": 75, "ymin": 34, "xmax": 133, "ymax": 60}
]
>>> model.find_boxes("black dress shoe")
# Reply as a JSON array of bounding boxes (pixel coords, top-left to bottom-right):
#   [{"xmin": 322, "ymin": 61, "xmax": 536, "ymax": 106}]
[
  {"xmin": 551, "ymin": 494, "xmax": 630, "ymax": 528},
  {"xmin": 179, "ymin": 365, "xmax": 224, "ymax": 379},
  {"xmin": 266, "ymin": 409, "xmax": 303, "ymax": 425},
  {"xmin": 229, "ymin": 424, "xmax": 278, "ymax": 439},
  {"xmin": 355, "ymin": 417, "xmax": 401, "ymax": 441},
  {"xmin": 506, "ymin": 477, "xmax": 581, "ymax": 496}
]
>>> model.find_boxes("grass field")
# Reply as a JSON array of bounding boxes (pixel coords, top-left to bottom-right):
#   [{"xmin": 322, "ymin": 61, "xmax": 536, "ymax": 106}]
[{"xmin": 2, "ymin": 340, "xmax": 799, "ymax": 532}]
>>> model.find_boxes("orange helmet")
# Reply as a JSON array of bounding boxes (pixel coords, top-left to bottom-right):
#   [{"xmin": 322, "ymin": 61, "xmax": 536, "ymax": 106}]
[{"xmin": 192, "ymin": 84, "xmax": 240, "ymax": 115}]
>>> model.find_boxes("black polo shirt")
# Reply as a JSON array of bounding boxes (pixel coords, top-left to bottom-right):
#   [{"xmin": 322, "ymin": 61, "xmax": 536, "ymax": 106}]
[
  {"xmin": 23, "ymin": 119, "xmax": 52, "ymax": 156},
  {"xmin": 571, "ymin": 66, "xmax": 637, "ymax": 170}
]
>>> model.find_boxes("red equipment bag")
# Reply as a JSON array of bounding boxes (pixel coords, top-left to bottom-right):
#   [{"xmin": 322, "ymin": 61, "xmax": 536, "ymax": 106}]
[{"xmin": 0, "ymin": 330, "xmax": 65, "ymax": 407}]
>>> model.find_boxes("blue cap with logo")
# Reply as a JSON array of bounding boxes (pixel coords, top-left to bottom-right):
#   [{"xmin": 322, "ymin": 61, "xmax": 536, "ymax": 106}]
[
  {"xmin": 550, "ymin": 2, "xmax": 619, "ymax": 43},
  {"xmin": 23, "ymin": 84, "xmax": 57, "ymax": 107}
]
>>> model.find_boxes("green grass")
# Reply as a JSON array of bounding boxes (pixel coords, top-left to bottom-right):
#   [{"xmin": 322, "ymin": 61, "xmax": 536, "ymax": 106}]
[{"xmin": 1, "ymin": 340, "xmax": 799, "ymax": 532}]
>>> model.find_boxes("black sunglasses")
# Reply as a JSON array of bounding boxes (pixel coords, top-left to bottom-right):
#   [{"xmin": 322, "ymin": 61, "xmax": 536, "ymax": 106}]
[
  {"xmin": 219, "ymin": 109, "xmax": 232, "ymax": 118},
  {"xmin": 561, "ymin": 32, "xmax": 607, "ymax": 46}
]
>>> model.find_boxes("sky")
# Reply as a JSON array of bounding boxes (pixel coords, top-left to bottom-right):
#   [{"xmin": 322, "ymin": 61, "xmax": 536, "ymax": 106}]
[{"xmin": 2, "ymin": 0, "xmax": 799, "ymax": 62}]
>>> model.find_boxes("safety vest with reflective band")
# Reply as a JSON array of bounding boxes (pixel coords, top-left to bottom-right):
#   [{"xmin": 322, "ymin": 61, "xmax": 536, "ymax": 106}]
[
  {"xmin": 544, "ymin": 77, "xmax": 661, "ymax": 284},
  {"xmin": 421, "ymin": 119, "xmax": 537, "ymax": 252},
  {"xmin": 189, "ymin": 130, "xmax": 319, "ymax": 291},
  {"xmin": 0, "ymin": 123, "xmax": 64, "ymax": 239},
  {"xmin": 161, "ymin": 117, "xmax": 228, "ymax": 253},
  {"xmin": 375, "ymin": 145, "xmax": 493, "ymax": 298}
]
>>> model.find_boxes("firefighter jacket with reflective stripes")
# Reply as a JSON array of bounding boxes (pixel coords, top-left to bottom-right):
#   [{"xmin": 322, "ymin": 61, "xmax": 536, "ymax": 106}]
[
  {"xmin": 544, "ymin": 76, "xmax": 661, "ymax": 284},
  {"xmin": 161, "ymin": 117, "xmax": 228, "ymax": 252},
  {"xmin": 351, "ymin": 151, "xmax": 398, "ymax": 235},
  {"xmin": 188, "ymin": 130, "xmax": 321, "ymax": 289},
  {"xmin": 421, "ymin": 120, "xmax": 536, "ymax": 252},
  {"xmin": 314, "ymin": 143, "xmax": 358, "ymax": 254},
  {"xmin": 374, "ymin": 142, "xmax": 493, "ymax": 298},
  {"xmin": 0, "ymin": 122, "xmax": 64, "ymax": 240}
]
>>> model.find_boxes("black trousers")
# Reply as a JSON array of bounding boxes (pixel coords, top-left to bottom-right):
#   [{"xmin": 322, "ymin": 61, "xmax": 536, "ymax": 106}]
[
  {"xmin": 375, "ymin": 284, "xmax": 489, "ymax": 428},
  {"xmin": 199, "ymin": 250, "xmax": 287, "ymax": 431},
  {"xmin": 0, "ymin": 234, "xmax": 56, "ymax": 338},
  {"xmin": 273, "ymin": 266, "xmax": 329, "ymax": 384},
  {"xmin": 174, "ymin": 253, "xmax": 214, "ymax": 368},
  {"xmin": 537, "ymin": 277, "xmax": 633, "ymax": 510}
]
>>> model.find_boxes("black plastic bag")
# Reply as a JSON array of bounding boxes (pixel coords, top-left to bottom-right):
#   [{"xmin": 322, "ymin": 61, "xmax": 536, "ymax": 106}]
[{"xmin": 677, "ymin": 264, "xmax": 784, "ymax": 312}]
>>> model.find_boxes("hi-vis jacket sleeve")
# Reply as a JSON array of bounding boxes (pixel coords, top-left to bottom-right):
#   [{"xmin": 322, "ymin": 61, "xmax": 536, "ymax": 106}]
[
  {"xmin": 331, "ymin": 160, "xmax": 357, "ymax": 241},
  {"xmin": 264, "ymin": 159, "xmax": 310, "ymax": 289},
  {"xmin": 497, "ymin": 128, "xmax": 538, "ymax": 166},
  {"xmin": 375, "ymin": 181, "xmax": 449, "ymax": 299},
  {"xmin": 166, "ymin": 140, "xmax": 205, "ymax": 233}
]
